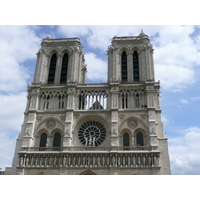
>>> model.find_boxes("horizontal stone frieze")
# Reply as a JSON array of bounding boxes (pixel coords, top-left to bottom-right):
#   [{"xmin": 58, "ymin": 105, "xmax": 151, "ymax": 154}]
[{"xmin": 18, "ymin": 152, "xmax": 160, "ymax": 168}]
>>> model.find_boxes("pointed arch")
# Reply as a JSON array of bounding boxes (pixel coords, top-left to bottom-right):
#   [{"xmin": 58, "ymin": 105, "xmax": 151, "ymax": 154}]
[
  {"xmin": 121, "ymin": 51, "xmax": 127, "ymax": 82},
  {"xmin": 35, "ymin": 117, "xmax": 65, "ymax": 138},
  {"xmin": 80, "ymin": 170, "xmax": 96, "ymax": 175},
  {"xmin": 48, "ymin": 53, "xmax": 57, "ymax": 84},
  {"xmin": 60, "ymin": 53, "xmax": 68, "ymax": 84}
]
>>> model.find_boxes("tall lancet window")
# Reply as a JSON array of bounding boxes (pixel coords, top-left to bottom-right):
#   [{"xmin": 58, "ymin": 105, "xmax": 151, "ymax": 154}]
[
  {"xmin": 121, "ymin": 51, "xmax": 127, "ymax": 82},
  {"xmin": 136, "ymin": 132, "xmax": 144, "ymax": 146},
  {"xmin": 60, "ymin": 53, "xmax": 68, "ymax": 84},
  {"xmin": 39, "ymin": 133, "xmax": 47, "ymax": 150},
  {"xmin": 123, "ymin": 133, "xmax": 130, "ymax": 150},
  {"xmin": 48, "ymin": 53, "xmax": 57, "ymax": 84},
  {"xmin": 53, "ymin": 133, "xmax": 61, "ymax": 149},
  {"xmin": 133, "ymin": 51, "xmax": 139, "ymax": 82}
]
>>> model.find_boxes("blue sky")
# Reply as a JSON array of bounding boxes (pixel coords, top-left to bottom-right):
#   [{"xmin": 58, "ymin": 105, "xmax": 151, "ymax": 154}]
[{"xmin": 0, "ymin": 25, "xmax": 200, "ymax": 175}]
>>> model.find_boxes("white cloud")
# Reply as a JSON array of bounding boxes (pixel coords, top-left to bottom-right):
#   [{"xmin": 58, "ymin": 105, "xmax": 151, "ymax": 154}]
[
  {"xmin": 161, "ymin": 115, "xmax": 169, "ymax": 125},
  {"xmin": 58, "ymin": 25, "xmax": 200, "ymax": 92},
  {"xmin": 85, "ymin": 52, "xmax": 107, "ymax": 82},
  {"xmin": 169, "ymin": 127, "xmax": 200, "ymax": 175},
  {"xmin": 191, "ymin": 97, "xmax": 200, "ymax": 102},
  {"xmin": 58, "ymin": 25, "xmax": 158, "ymax": 51},
  {"xmin": 0, "ymin": 25, "xmax": 40, "ymax": 93},
  {"xmin": 180, "ymin": 99, "xmax": 189, "ymax": 104},
  {"xmin": 155, "ymin": 64, "xmax": 195, "ymax": 91},
  {"xmin": 0, "ymin": 26, "xmax": 41, "ymax": 170},
  {"xmin": 153, "ymin": 26, "xmax": 200, "ymax": 91},
  {"xmin": 0, "ymin": 134, "xmax": 16, "ymax": 171},
  {"xmin": 0, "ymin": 92, "xmax": 27, "ymax": 170},
  {"xmin": 0, "ymin": 92, "xmax": 27, "ymax": 133}
]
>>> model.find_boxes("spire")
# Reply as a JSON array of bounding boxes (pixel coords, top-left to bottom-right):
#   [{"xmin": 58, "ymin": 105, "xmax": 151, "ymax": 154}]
[{"xmin": 138, "ymin": 29, "xmax": 148, "ymax": 38}]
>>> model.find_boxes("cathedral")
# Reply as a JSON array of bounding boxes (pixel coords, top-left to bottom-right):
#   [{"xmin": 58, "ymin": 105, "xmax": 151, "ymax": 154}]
[{"xmin": 11, "ymin": 31, "xmax": 171, "ymax": 175}]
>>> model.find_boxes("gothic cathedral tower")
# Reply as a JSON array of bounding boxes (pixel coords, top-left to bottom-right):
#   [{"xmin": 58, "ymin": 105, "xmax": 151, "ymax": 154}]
[{"xmin": 11, "ymin": 31, "xmax": 171, "ymax": 175}]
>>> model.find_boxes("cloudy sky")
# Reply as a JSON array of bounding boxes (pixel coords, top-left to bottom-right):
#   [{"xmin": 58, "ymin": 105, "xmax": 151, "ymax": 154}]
[{"xmin": 0, "ymin": 25, "xmax": 200, "ymax": 175}]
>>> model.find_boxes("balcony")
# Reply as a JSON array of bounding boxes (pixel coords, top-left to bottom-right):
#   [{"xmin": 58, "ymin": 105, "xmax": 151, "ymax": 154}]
[
  {"xmin": 18, "ymin": 146, "xmax": 160, "ymax": 169},
  {"xmin": 20, "ymin": 146, "xmax": 154, "ymax": 152},
  {"xmin": 18, "ymin": 152, "xmax": 160, "ymax": 169}
]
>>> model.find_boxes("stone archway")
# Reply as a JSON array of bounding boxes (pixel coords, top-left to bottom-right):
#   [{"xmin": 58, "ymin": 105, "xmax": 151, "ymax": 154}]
[{"xmin": 80, "ymin": 170, "xmax": 96, "ymax": 175}]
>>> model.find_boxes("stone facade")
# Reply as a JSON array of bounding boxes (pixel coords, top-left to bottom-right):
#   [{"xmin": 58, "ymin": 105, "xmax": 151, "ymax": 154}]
[{"xmin": 11, "ymin": 31, "xmax": 171, "ymax": 175}]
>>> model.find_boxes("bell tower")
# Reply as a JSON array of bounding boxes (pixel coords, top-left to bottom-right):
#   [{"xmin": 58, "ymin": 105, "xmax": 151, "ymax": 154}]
[
  {"xmin": 33, "ymin": 35, "xmax": 87, "ymax": 85},
  {"xmin": 11, "ymin": 32, "xmax": 171, "ymax": 175},
  {"xmin": 107, "ymin": 30, "xmax": 155, "ymax": 83}
]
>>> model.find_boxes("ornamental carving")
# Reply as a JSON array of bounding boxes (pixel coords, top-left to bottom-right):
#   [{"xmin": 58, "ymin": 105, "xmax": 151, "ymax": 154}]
[
  {"xmin": 60, "ymin": 116, "xmax": 66, "ymax": 122},
  {"xmin": 46, "ymin": 120, "xmax": 56, "ymax": 130},
  {"xmin": 36, "ymin": 116, "xmax": 43, "ymax": 122},
  {"xmin": 43, "ymin": 41, "xmax": 78, "ymax": 47},
  {"xmin": 127, "ymin": 119, "xmax": 138, "ymax": 129},
  {"xmin": 140, "ymin": 114, "xmax": 146, "ymax": 120},
  {"xmin": 74, "ymin": 114, "xmax": 80, "ymax": 119},
  {"xmin": 119, "ymin": 115, "xmax": 125, "ymax": 121},
  {"xmin": 78, "ymin": 121, "xmax": 106, "ymax": 147},
  {"xmin": 105, "ymin": 113, "xmax": 111, "ymax": 119}
]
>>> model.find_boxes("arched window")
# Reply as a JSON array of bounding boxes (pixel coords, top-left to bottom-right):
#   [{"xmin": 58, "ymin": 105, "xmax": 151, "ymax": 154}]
[
  {"xmin": 53, "ymin": 133, "xmax": 61, "ymax": 148},
  {"xmin": 136, "ymin": 132, "xmax": 144, "ymax": 146},
  {"xmin": 123, "ymin": 133, "xmax": 130, "ymax": 150},
  {"xmin": 60, "ymin": 53, "xmax": 68, "ymax": 84},
  {"xmin": 133, "ymin": 51, "xmax": 139, "ymax": 82},
  {"xmin": 121, "ymin": 51, "xmax": 127, "ymax": 82},
  {"xmin": 39, "ymin": 133, "xmax": 47, "ymax": 150},
  {"xmin": 48, "ymin": 53, "xmax": 57, "ymax": 84}
]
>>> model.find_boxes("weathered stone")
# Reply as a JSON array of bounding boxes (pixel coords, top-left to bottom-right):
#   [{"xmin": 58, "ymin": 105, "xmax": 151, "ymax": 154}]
[{"xmin": 11, "ymin": 32, "xmax": 171, "ymax": 175}]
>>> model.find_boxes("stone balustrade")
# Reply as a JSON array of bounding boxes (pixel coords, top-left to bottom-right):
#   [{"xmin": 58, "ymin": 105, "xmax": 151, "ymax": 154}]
[
  {"xmin": 20, "ymin": 146, "xmax": 153, "ymax": 152},
  {"xmin": 18, "ymin": 152, "xmax": 159, "ymax": 168}
]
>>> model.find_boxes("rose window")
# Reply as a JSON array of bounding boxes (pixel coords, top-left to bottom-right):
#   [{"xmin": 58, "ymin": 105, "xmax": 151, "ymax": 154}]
[{"xmin": 78, "ymin": 121, "xmax": 106, "ymax": 146}]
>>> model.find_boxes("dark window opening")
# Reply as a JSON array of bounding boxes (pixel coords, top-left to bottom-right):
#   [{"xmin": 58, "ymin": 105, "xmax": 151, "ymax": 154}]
[
  {"xmin": 53, "ymin": 133, "xmax": 61, "ymax": 150},
  {"xmin": 136, "ymin": 132, "xmax": 144, "ymax": 146},
  {"xmin": 123, "ymin": 133, "xmax": 130, "ymax": 150},
  {"xmin": 46, "ymin": 102, "xmax": 49, "ymax": 109},
  {"xmin": 133, "ymin": 51, "xmax": 139, "ymax": 82},
  {"xmin": 39, "ymin": 133, "xmax": 47, "ymax": 151},
  {"xmin": 135, "ymin": 93, "xmax": 140, "ymax": 108},
  {"xmin": 79, "ymin": 94, "xmax": 85, "ymax": 110},
  {"xmin": 60, "ymin": 53, "xmax": 68, "ymax": 84},
  {"xmin": 58, "ymin": 95, "xmax": 64, "ymax": 109},
  {"xmin": 121, "ymin": 51, "xmax": 127, "ymax": 82},
  {"xmin": 48, "ymin": 53, "xmax": 57, "ymax": 84}
]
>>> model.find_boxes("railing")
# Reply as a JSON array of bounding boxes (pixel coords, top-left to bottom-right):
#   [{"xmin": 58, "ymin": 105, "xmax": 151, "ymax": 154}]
[
  {"xmin": 18, "ymin": 152, "xmax": 160, "ymax": 168},
  {"xmin": 20, "ymin": 146, "xmax": 153, "ymax": 152},
  {"xmin": 78, "ymin": 89, "xmax": 108, "ymax": 110}
]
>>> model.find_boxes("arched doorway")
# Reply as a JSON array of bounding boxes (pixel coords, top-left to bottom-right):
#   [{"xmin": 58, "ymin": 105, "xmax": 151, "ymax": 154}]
[{"xmin": 80, "ymin": 170, "xmax": 96, "ymax": 175}]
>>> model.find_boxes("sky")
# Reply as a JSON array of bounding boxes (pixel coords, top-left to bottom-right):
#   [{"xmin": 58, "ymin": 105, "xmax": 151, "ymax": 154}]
[{"xmin": 0, "ymin": 25, "xmax": 200, "ymax": 175}]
